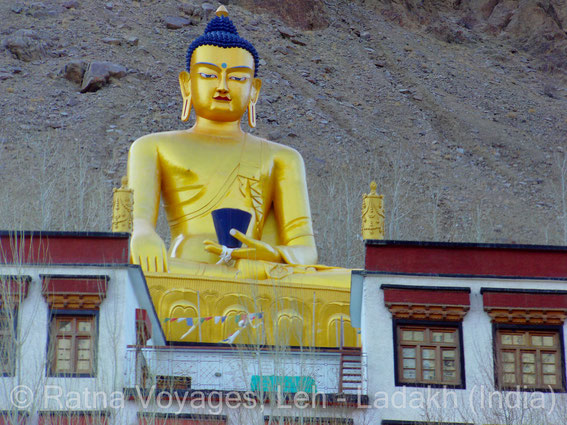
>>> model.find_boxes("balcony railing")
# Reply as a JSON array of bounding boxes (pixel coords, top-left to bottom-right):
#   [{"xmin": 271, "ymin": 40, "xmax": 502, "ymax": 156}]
[{"xmin": 124, "ymin": 346, "xmax": 367, "ymax": 396}]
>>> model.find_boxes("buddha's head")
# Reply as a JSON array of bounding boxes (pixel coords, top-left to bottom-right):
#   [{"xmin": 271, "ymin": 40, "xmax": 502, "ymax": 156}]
[{"xmin": 179, "ymin": 7, "xmax": 262, "ymax": 127}]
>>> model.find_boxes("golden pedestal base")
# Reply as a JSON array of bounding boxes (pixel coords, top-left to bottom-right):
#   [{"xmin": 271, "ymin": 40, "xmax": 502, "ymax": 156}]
[{"xmin": 145, "ymin": 272, "xmax": 359, "ymax": 347}]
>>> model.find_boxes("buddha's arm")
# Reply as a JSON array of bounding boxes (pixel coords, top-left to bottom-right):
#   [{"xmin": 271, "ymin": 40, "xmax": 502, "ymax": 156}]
[
  {"xmin": 203, "ymin": 147, "xmax": 317, "ymax": 266},
  {"xmin": 272, "ymin": 147, "xmax": 318, "ymax": 265},
  {"xmin": 127, "ymin": 136, "xmax": 169, "ymax": 272}
]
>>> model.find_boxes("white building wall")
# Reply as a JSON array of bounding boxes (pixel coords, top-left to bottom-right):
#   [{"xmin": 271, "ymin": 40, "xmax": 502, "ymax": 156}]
[
  {"xmin": 361, "ymin": 273, "xmax": 567, "ymax": 423},
  {"xmin": 0, "ymin": 265, "xmax": 151, "ymax": 414}
]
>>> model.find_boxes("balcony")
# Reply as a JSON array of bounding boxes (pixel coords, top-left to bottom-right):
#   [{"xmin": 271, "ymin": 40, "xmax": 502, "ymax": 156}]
[{"xmin": 124, "ymin": 346, "xmax": 367, "ymax": 399}]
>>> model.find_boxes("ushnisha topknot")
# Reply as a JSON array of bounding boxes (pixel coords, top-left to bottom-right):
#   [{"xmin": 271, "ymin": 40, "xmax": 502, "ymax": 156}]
[{"xmin": 185, "ymin": 7, "xmax": 260, "ymax": 77}]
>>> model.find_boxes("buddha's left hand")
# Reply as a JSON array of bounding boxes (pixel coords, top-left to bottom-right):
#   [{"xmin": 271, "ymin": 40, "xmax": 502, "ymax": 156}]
[{"xmin": 204, "ymin": 229, "xmax": 282, "ymax": 263}]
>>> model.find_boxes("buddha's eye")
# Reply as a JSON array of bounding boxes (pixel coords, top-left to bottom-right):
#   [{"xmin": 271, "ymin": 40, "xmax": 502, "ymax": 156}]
[
  {"xmin": 229, "ymin": 76, "xmax": 247, "ymax": 82},
  {"xmin": 199, "ymin": 73, "xmax": 217, "ymax": 79}
]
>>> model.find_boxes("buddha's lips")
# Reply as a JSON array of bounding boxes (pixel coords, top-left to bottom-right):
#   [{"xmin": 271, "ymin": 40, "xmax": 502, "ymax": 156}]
[{"xmin": 213, "ymin": 96, "xmax": 231, "ymax": 101}]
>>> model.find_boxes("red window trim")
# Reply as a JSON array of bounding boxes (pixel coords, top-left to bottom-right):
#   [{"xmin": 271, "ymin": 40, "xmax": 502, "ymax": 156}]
[{"xmin": 383, "ymin": 286, "xmax": 470, "ymax": 321}]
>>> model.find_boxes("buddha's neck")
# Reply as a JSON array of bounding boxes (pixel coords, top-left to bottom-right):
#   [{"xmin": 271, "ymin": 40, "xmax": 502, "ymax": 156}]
[{"xmin": 191, "ymin": 116, "xmax": 245, "ymax": 139}]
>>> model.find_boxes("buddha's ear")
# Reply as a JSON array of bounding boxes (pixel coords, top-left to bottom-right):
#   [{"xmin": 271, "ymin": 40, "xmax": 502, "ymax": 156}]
[
  {"xmin": 250, "ymin": 77, "xmax": 262, "ymax": 105},
  {"xmin": 179, "ymin": 71, "xmax": 191, "ymax": 99},
  {"xmin": 248, "ymin": 78, "xmax": 262, "ymax": 128},
  {"xmin": 179, "ymin": 71, "xmax": 192, "ymax": 122}
]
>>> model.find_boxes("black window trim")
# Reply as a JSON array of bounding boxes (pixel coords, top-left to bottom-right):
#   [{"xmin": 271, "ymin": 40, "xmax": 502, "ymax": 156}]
[
  {"xmin": 393, "ymin": 319, "xmax": 466, "ymax": 390},
  {"xmin": 492, "ymin": 322, "xmax": 567, "ymax": 393},
  {"xmin": 46, "ymin": 309, "xmax": 99, "ymax": 378}
]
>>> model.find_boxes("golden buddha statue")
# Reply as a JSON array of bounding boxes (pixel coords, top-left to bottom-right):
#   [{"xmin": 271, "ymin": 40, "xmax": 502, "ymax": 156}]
[
  {"xmin": 127, "ymin": 6, "xmax": 346, "ymax": 285},
  {"xmin": 125, "ymin": 7, "xmax": 357, "ymax": 346}
]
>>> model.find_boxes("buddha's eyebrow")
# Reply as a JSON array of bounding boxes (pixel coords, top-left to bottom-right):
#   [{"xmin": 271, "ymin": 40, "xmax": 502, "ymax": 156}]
[
  {"xmin": 228, "ymin": 66, "xmax": 253, "ymax": 71},
  {"xmin": 195, "ymin": 62, "xmax": 220, "ymax": 69}
]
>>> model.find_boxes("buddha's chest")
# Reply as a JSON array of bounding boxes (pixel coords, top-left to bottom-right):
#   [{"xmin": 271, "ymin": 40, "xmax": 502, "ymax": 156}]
[
  {"xmin": 158, "ymin": 143, "xmax": 244, "ymax": 181},
  {"xmin": 157, "ymin": 142, "xmax": 274, "ymax": 206}
]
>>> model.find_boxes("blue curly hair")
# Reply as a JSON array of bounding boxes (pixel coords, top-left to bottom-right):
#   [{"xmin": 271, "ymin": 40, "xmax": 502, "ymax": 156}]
[{"xmin": 186, "ymin": 15, "xmax": 260, "ymax": 77}]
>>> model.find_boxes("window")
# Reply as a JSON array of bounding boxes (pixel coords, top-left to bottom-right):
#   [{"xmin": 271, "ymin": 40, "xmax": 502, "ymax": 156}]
[
  {"xmin": 495, "ymin": 328, "xmax": 564, "ymax": 390},
  {"xmin": 0, "ymin": 309, "xmax": 16, "ymax": 375},
  {"xmin": 396, "ymin": 323, "xmax": 463, "ymax": 387},
  {"xmin": 49, "ymin": 315, "xmax": 96, "ymax": 376}
]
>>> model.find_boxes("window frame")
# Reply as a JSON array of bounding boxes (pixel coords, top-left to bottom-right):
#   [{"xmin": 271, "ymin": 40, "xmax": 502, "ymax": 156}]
[
  {"xmin": 493, "ymin": 323, "xmax": 566, "ymax": 392},
  {"xmin": 46, "ymin": 309, "xmax": 98, "ymax": 378},
  {"xmin": 393, "ymin": 319, "xmax": 466, "ymax": 389},
  {"xmin": 0, "ymin": 306, "xmax": 17, "ymax": 377}
]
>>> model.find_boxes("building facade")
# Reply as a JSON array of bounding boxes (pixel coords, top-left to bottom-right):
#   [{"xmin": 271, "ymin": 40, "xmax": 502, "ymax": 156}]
[
  {"xmin": 351, "ymin": 240, "xmax": 567, "ymax": 424},
  {"xmin": 0, "ymin": 232, "xmax": 367, "ymax": 425}
]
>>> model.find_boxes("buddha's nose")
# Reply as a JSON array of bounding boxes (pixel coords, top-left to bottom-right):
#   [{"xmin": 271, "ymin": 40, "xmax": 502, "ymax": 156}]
[{"xmin": 217, "ymin": 73, "xmax": 229, "ymax": 93}]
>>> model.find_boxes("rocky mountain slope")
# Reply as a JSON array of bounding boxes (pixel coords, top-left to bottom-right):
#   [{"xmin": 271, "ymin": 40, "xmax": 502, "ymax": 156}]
[{"xmin": 1, "ymin": 0, "xmax": 566, "ymax": 267}]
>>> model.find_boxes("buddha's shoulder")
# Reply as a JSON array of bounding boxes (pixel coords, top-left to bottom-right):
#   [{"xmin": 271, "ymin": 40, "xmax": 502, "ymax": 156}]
[
  {"xmin": 130, "ymin": 130, "xmax": 188, "ymax": 148},
  {"xmin": 248, "ymin": 134, "xmax": 304, "ymax": 162}
]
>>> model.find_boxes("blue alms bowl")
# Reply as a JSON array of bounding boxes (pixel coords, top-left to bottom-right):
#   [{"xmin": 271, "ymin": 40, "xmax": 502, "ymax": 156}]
[{"xmin": 212, "ymin": 208, "xmax": 252, "ymax": 248}]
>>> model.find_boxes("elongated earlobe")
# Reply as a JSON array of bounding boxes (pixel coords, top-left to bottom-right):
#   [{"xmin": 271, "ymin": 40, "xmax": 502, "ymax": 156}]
[
  {"xmin": 181, "ymin": 97, "xmax": 192, "ymax": 122},
  {"xmin": 248, "ymin": 77, "xmax": 261, "ymax": 128},
  {"xmin": 247, "ymin": 102, "xmax": 256, "ymax": 128},
  {"xmin": 179, "ymin": 71, "xmax": 192, "ymax": 122}
]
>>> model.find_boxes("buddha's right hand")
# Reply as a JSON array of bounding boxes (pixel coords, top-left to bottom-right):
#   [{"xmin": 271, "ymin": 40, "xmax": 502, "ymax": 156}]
[{"xmin": 130, "ymin": 222, "xmax": 169, "ymax": 272}]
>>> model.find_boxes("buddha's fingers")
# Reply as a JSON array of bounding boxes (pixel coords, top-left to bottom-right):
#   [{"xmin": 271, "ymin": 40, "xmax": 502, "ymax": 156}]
[
  {"xmin": 230, "ymin": 230, "xmax": 257, "ymax": 248},
  {"xmin": 231, "ymin": 248, "xmax": 257, "ymax": 259},
  {"xmin": 204, "ymin": 243, "xmax": 223, "ymax": 256},
  {"xmin": 161, "ymin": 248, "xmax": 169, "ymax": 272}
]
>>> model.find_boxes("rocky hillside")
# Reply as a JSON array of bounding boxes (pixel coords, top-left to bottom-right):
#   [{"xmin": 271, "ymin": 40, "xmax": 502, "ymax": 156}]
[{"xmin": 1, "ymin": 0, "xmax": 566, "ymax": 267}]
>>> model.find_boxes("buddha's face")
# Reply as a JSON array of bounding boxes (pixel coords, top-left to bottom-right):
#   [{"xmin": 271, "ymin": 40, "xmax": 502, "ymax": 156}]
[{"xmin": 182, "ymin": 45, "xmax": 261, "ymax": 123}]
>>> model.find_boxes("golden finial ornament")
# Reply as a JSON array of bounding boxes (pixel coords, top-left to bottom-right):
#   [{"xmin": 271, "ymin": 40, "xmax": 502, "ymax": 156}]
[
  {"xmin": 216, "ymin": 5, "xmax": 229, "ymax": 17},
  {"xmin": 361, "ymin": 181, "xmax": 384, "ymax": 240},
  {"xmin": 112, "ymin": 176, "xmax": 133, "ymax": 233}
]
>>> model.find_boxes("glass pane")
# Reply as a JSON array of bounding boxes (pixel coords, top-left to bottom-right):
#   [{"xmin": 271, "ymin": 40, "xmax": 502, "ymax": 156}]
[
  {"xmin": 58, "ymin": 321, "xmax": 72, "ymax": 333},
  {"xmin": 57, "ymin": 350, "xmax": 70, "ymax": 360},
  {"xmin": 543, "ymin": 364, "xmax": 556, "ymax": 374},
  {"xmin": 77, "ymin": 360, "xmax": 91, "ymax": 372},
  {"xmin": 422, "ymin": 359, "xmax": 435, "ymax": 369},
  {"xmin": 402, "ymin": 348, "xmax": 416, "ymax": 358},
  {"xmin": 502, "ymin": 352, "xmax": 515, "ymax": 362},
  {"xmin": 503, "ymin": 373, "xmax": 516, "ymax": 384},
  {"xmin": 403, "ymin": 369, "xmax": 416, "ymax": 379},
  {"xmin": 522, "ymin": 353, "xmax": 535, "ymax": 363},
  {"xmin": 523, "ymin": 374, "xmax": 536, "ymax": 385},
  {"xmin": 56, "ymin": 360, "xmax": 70, "ymax": 371},
  {"xmin": 432, "ymin": 332, "xmax": 443, "ymax": 342},
  {"xmin": 77, "ymin": 350, "xmax": 91, "ymax": 360},
  {"xmin": 543, "ymin": 336, "xmax": 554, "ymax": 347},
  {"xmin": 77, "ymin": 339, "xmax": 90, "ymax": 349},
  {"xmin": 422, "ymin": 349, "xmax": 435, "ymax": 359},
  {"xmin": 413, "ymin": 331, "xmax": 424, "ymax": 342},
  {"xmin": 403, "ymin": 358, "xmax": 416, "ymax": 369},
  {"xmin": 443, "ymin": 370, "xmax": 456, "ymax": 379},
  {"xmin": 501, "ymin": 334, "xmax": 513, "ymax": 345},
  {"xmin": 423, "ymin": 370, "xmax": 435, "ymax": 380},
  {"xmin": 77, "ymin": 321, "xmax": 92, "ymax": 333},
  {"xmin": 444, "ymin": 332, "xmax": 455, "ymax": 343},
  {"xmin": 443, "ymin": 360, "xmax": 456, "ymax": 370},
  {"xmin": 57, "ymin": 339, "xmax": 71, "ymax": 349},
  {"xmin": 402, "ymin": 331, "xmax": 413, "ymax": 341},
  {"xmin": 503, "ymin": 363, "xmax": 515, "ymax": 373},
  {"xmin": 512, "ymin": 335, "xmax": 524, "ymax": 345},
  {"xmin": 443, "ymin": 350, "xmax": 455, "ymax": 359},
  {"xmin": 522, "ymin": 364, "xmax": 535, "ymax": 373},
  {"xmin": 532, "ymin": 336, "xmax": 542, "ymax": 346},
  {"xmin": 543, "ymin": 375, "xmax": 557, "ymax": 385},
  {"xmin": 542, "ymin": 353, "xmax": 556, "ymax": 363}
]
